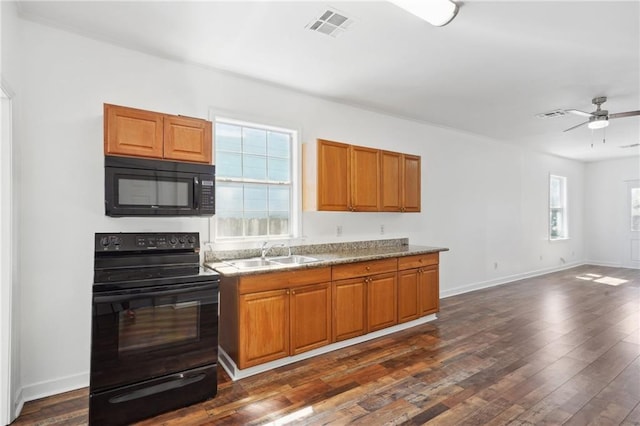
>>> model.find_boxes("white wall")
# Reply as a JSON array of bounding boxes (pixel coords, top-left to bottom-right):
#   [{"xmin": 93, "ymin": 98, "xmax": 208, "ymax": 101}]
[
  {"xmin": 585, "ymin": 157, "xmax": 640, "ymax": 266},
  {"xmin": 11, "ymin": 15, "xmax": 586, "ymax": 401}
]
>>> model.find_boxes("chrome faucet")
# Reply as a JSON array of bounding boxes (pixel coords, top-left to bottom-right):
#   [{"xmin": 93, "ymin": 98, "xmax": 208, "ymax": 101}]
[{"xmin": 261, "ymin": 242, "xmax": 291, "ymax": 259}]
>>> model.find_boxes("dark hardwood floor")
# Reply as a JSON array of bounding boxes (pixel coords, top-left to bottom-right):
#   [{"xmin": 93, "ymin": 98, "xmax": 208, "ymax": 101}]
[{"xmin": 11, "ymin": 265, "xmax": 640, "ymax": 425}]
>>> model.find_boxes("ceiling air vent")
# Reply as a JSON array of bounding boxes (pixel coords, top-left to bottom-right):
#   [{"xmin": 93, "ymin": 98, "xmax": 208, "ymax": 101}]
[
  {"xmin": 535, "ymin": 110, "xmax": 567, "ymax": 119},
  {"xmin": 307, "ymin": 8, "xmax": 354, "ymax": 37}
]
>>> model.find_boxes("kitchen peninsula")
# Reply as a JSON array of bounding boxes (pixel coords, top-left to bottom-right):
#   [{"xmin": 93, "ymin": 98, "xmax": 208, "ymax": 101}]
[{"xmin": 205, "ymin": 239, "xmax": 448, "ymax": 380}]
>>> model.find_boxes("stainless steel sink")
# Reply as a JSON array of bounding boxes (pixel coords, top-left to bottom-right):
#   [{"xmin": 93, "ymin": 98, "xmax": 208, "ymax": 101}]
[
  {"xmin": 225, "ymin": 255, "xmax": 320, "ymax": 269},
  {"xmin": 268, "ymin": 255, "xmax": 320, "ymax": 265},
  {"xmin": 225, "ymin": 258, "xmax": 273, "ymax": 269}
]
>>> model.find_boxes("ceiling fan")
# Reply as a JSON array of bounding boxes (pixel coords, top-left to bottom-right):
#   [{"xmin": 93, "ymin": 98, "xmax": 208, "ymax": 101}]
[{"xmin": 563, "ymin": 96, "xmax": 640, "ymax": 132}]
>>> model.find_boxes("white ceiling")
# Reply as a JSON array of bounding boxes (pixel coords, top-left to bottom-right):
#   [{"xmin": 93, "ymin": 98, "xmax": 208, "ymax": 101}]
[{"xmin": 16, "ymin": 0, "xmax": 640, "ymax": 162}]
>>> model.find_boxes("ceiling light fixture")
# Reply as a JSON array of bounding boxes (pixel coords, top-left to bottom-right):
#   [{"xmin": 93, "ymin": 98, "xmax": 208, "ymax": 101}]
[
  {"xmin": 388, "ymin": 0, "xmax": 459, "ymax": 27},
  {"xmin": 588, "ymin": 117, "xmax": 609, "ymax": 130}
]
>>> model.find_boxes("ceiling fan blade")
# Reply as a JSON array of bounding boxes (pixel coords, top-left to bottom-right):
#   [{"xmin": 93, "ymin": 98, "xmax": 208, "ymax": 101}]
[
  {"xmin": 565, "ymin": 109, "xmax": 593, "ymax": 117},
  {"xmin": 563, "ymin": 120, "xmax": 589, "ymax": 132},
  {"xmin": 609, "ymin": 110, "xmax": 640, "ymax": 119}
]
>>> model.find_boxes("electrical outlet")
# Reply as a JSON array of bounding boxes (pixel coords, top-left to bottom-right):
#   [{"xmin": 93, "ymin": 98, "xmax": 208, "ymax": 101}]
[
  {"xmin": 336, "ymin": 225, "xmax": 343, "ymax": 237},
  {"xmin": 494, "ymin": 262, "xmax": 498, "ymax": 269},
  {"xmin": 380, "ymin": 224, "xmax": 385, "ymax": 235}
]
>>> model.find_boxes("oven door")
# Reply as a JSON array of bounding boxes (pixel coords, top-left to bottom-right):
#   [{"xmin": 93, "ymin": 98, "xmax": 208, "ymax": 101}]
[{"xmin": 90, "ymin": 281, "xmax": 218, "ymax": 392}]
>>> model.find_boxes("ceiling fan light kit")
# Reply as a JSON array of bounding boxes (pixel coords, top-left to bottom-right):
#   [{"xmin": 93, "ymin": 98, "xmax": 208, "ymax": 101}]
[
  {"xmin": 553, "ymin": 96, "xmax": 640, "ymax": 133},
  {"xmin": 587, "ymin": 116, "xmax": 609, "ymax": 130},
  {"xmin": 389, "ymin": 0, "xmax": 459, "ymax": 27}
]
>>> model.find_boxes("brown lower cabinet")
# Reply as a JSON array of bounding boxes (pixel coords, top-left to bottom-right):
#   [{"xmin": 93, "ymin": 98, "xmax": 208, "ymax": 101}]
[
  {"xmin": 219, "ymin": 253, "xmax": 439, "ymax": 370},
  {"xmin": 221, "ymin": 267, "xmax": 332, "ymax": 369},
  {"xmin": 398, "ymin": 253, "xmax": 440, "ymax": 323},
  {"xmin": 332, "ymin": 258, "xmax": 398, "ymax": 341}
]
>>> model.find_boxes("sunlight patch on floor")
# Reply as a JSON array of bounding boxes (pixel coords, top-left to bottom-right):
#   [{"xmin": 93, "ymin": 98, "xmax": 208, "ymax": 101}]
[
  {"xmin": 263, "ymin": 406, "xmax": 314, "ymax": 426},
  {"xmin": 576, "ymin": 272, "xmax": 628, "ymax": 286}
]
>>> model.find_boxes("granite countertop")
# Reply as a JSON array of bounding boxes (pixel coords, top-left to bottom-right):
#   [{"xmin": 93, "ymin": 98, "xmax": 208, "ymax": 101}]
[{"xmin": 204, "ymin": 239, "xmax": 448, "ymax": 277}]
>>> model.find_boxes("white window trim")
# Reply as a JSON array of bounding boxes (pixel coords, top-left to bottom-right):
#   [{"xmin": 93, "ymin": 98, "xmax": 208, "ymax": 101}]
[
  {"xmin": 207, "ymin": 109, "xmax": 302, "ymax": 245},
  {"xmin": 549, "ymin": 174, "xmax": 569, "ymax": 241}
]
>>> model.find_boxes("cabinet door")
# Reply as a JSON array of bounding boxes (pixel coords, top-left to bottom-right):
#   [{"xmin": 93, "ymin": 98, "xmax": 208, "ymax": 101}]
[
  {"xmin": 351, "ymin": 146, "xmax": 380, "ymax": 211},
  {"xmin": 333, "ymin": 278, "xmax": 366, "ymax": 341},
  {"xmin": 164, "ymin": 115, "xmax": 212, "ymax": 164},
  {"xmin": 104, "ymin": 104, "xmax": 164, "ymax": 158},
  {"xmin": 419, "ymin": 266, "xmax": 439, "ymax": 315},
  {"xmin": 317, "ymin": 139, "xmax": 350, "ymax": 211},
  {"xmin": 397, "ymin": 269, "xmax": 419, "ymax": 323},
  {"xmin": 402, "ymin": 154, "xmax": 421, "ymax": 212},
  {"xmin": 380, "ymin": 151, "xmax": 402, "ymax": 212},
  {"xmin": 367, "ymin": 272, "xmax": 398, "ymax": 332},
  {"xmin": 239, "ymin": 289, "xmax": 289, "ymax": 368},
  {"xmin": 290, "ymin": 282, "xmax": 332, "ymax": 355}
]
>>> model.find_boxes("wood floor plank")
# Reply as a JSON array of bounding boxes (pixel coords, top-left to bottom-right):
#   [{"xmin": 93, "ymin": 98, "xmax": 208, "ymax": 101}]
[{"xmin": 10, "ymin": 265, "xmax": 640, "ymax": 426}]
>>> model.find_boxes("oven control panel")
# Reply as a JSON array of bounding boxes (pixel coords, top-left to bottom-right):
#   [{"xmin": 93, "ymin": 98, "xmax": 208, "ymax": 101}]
[{"xmin": 96, "ymin": 232, "xmax": 199, "ymax": 252}]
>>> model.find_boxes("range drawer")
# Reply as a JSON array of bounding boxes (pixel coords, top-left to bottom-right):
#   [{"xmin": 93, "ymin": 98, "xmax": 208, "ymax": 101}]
[
  {"xmin": 397, "ymin": 253, "xmax": 439, "ymax": 270},
  {"xmin": 332, "ymin": 258, "xmax": 397, "ymax": 280}
]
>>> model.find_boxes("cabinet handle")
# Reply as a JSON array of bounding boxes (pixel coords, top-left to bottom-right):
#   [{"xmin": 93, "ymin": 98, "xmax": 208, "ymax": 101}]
[
  {"xmin": 365, "ymin": 266, "xmax": 371, "ymax": 271},
  {"xmin": 291, "ymin": 290, "xmax": 295, "ymax": 295},
  {"xmin": 286, "ymin": 289, "xmax": 290, "ymax": 295}
]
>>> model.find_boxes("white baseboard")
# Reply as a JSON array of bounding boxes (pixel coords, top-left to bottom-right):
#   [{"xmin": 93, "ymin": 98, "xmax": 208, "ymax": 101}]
[
  {"xmin": 219, "ymin": 314, "xmax": 438, "ymax": 381},
  {"xmin": 20, "ymin": 371, "xmax": 88, "ymax": 404},
  {"xmin": 11, "ymin": 388, "xmax": 23, "ymax": 424},
  {"xmin": 440, "ymin": 261, "xmax": 586, "ymax": 299},
  {"xmin": 584, "ymin": 259, "xmax": 640, "ymax": 269}
]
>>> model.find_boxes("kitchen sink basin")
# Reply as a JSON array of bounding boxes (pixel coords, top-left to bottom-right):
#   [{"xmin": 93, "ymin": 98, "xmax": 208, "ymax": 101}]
[
  {"xmin": 226, "ymin": 258, "xmax": 273, "ymax": 268},
  {"xmin": 268, "ymin": 255, "xmax": 320, "ymax": 265},
  {"xmin": 225, "ymin": 255, "xmax": 321, "ymax": 269}
]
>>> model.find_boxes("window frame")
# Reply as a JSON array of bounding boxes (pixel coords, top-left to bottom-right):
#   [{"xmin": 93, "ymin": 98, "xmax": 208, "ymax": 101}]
[
  {"xmin": 209, "ymin": 113, "xmax": 301, "ymax": 243},
  {"xmin": 549, "ymin": 174, "xmax": 568, "ymax": 241}
]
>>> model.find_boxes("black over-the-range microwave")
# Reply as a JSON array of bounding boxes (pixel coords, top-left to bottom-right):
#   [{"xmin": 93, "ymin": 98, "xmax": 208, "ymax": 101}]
[{"xmin": 104, "ymin": 155, "xmax": 215, "ymax": 217}]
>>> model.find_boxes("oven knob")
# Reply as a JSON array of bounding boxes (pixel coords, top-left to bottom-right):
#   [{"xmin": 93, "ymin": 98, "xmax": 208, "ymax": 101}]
[
  {"xmin": 179, "ymin": 236, "xmax": 187, "ymax": 244},
  {"xmin": 187, "ymin": 235, "xmax": 196, "ymax": 244},
  {"xmin": 169, "ymin": 236, "xmax": 178, "ymax": 245},
  {"xmin": 112, "ymin": 237, "xmax": 121, "ymax": 246},
  {"xmin": 100, "ymin": 237, "xmax": 110, "ymax": 247}
]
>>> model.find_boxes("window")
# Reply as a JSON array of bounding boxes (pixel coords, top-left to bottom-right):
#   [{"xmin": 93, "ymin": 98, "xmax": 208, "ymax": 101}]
[
  {"xmin": 631, "ymin": 186, "xmax": 640, "ymax": 232},
  {"xmin": 214, "ymin": 118, "xmax": 296, "ymax": 240},
  {"xmin": 549, "ymin": 174, "xmax": 568, "ymax": 240}
]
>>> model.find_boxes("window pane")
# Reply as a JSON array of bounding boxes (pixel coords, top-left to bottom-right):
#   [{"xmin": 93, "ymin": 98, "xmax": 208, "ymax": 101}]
[
  {"xmin": 550, "ymin": 177, "xmax": 561, "ymax": 208},
  {"xmin": 244, "ymin": 185, "xmax": 267, "ymax": 211},
  {"xmin": 216, "ymin": 184, "xmax": 243, "ymax": 211},
  {"xmin": 268, "ymin": 157, "xmax": 290, "ymax": 182},
  {"xmin": 243, "ymin": 128, "xmax": 267, "ymax": 155},
  {"xmin": 550, "ymin": 208, "xmax": 563, "ymax": 238},
  {"xmin": 268, "ymin": 132, "xmax": 290, "ymax": 158},
  {"xmin": 215, "ymin": 123, "xmax": 242, "ymax": 153},
  {"xmin": 632, "ymin": 188, "xmax": 640, "ymax": 231},
  {"xmin": 216, "ymin": 152, "xmax": 242, "ymax": 179},
  {"xmin": 216, "ymin": 211, "xmax": 244, "ymax": 237},
  {"xmin": 269, "ymin": 212, "xmax": 289, "ymax": 235},
  {"xmin": 245, "ymin": 211, "xmax": 268, "ymax": 236},
  {"xmin": 243, "ymin": 154, "xmax": 267, "ymax": 180},
  {"xmin": 269, "ymin": 185, "xmax": 290, "ymax": 211}
]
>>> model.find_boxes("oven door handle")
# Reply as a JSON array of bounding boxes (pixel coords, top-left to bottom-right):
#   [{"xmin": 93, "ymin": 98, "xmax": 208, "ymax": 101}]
[{"xmin": 93, "ymin": 283, "xmax": 218, "ymax": 304}]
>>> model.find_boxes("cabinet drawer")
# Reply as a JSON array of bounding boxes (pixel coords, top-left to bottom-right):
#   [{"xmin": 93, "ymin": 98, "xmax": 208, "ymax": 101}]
[
  {"xmin": 332, "ymin": 258, "xmax": 397, "ymax": 280},
  {"xmin": 398, "ymin": 253, "xmax": 439, "ymax": 270},
  {"xmin": 239, "ymin": 267, "xmax": 331, "ymax": 294}
]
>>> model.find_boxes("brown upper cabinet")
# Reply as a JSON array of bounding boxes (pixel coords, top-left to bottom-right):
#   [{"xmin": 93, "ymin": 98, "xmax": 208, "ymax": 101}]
[
  {"xmin": 104, "ymin": 104, "xmax": 212, "ymax": 164},
  {"xmin": 308, "ymin": 139, "xmax": 420, "ymax": 212},
  {"xmin": 316, "ymin": 139, "xmax": 380, "ymax": 212},
  {"xmin": 380, "ymin": 151, "xmax": 421, "ymax": 212}
]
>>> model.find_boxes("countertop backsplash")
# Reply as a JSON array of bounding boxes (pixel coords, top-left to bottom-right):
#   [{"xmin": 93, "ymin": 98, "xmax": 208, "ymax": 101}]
[{"xmin": 203, "ymin": 237, "xmax": 410, "ymax": 263}]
